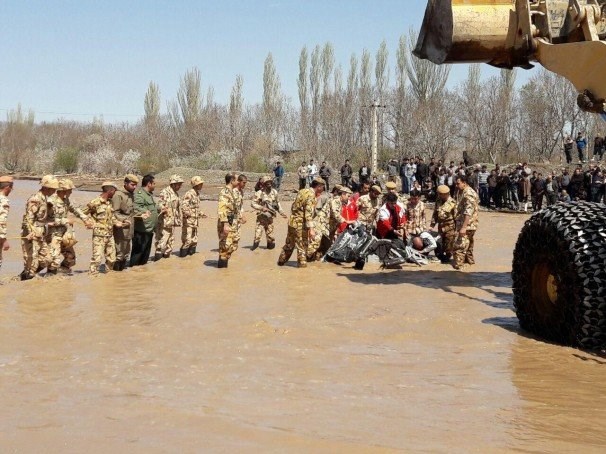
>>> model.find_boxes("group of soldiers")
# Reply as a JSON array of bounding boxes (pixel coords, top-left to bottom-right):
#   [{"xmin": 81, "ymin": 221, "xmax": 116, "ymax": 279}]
[{"xmin": 0, "ymin": 169, "xmax": 479, "ymax": 279}]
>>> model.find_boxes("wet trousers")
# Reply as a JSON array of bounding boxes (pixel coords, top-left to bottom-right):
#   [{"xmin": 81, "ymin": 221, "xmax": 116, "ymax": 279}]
[
  {"xmin": 254, "ymin": 216, "xmax": 274, "ymax": 245},
  {"xmin": 130, "ymin": 231, "xmax": 154, "ymax": 266},
  {"xmin": 279, "ymin": 225, "xmax": 309, "ymax": 266},
  {"xmin": 452, "ymin": 230, "xmax": 476, "ymax": 269},
  {"xmin": 48, "ymin": 233, "xmax": 76, "ymax": 270},
  {"xmin": 90, "ymin": 235, "xmax": 116, "ymax": 274},
  {"xmin": 181, "ymin": 225, "xmax": 198, "ymax": 249},
  {"xmin": 21, "ymin": 235, "xmax": 49, "ymax": 276}
]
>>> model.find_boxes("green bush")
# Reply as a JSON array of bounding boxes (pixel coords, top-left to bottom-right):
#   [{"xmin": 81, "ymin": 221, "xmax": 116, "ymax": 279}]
[{"xmin": 53, "ymin": 148, "xmax": 79, "ymax": 173}]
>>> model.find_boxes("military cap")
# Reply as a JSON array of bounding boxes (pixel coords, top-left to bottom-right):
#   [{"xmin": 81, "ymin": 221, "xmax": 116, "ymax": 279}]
[
  {"xmin": 63, "ymin": 178, "xmax": 76, "ymax": 189},
  {"xmin": 312, "ymin": 176, "xmax": 326, "ymax": 186},
  {"xmin": 437, "ymin": 185, "xmax": 450, "ymax": 194},
  {"xmin": 191, "ymin": 176, "xmax": 204, "ymax": 187},
  {"xmin": 124, "ymin": 174, "xmax": 139, "ymax": 184},
  {"xmin": 169, "ymin": 174, "xmax": 184, "ymax": 184},
  {"xmin": 340, "ymin": 186, "xmax": 353, "ymax": 195},
  {"xmin": 260, "ymin": 175, "xmax": 272, "ymax": 184},
  {"xmin": 101, "ymin": 181, "xmax": 117, "ymax": 190},
  {"xmin": 371, "ymin": 185, "xmax": 382, "ymax": 193},
  {"xmin": 42, "ymin": 177, "xmax": 60, "ymax": 189},
  {"xmin": 58, "ymin": 179, "xmax": 74, "ymax": 191},
  {"xmin": 40, "ymin": 174, "xmax": 56, "ymax": 186},
  {"xmin": 0, "ymin": 175, "xmax": 14, "ymax": 184},
  {"xmin": 334, "ymin": 184, "xmax": 344, "ymax": 191},
  {"xmin": 385, "ymin": 181, "xmax": 397, "ymax": 190}
]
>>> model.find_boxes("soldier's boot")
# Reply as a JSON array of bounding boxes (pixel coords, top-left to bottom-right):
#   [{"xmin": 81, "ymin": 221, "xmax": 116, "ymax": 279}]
[
  {"xmin": 266, "ymin": 241, "xmax": 275, "ymax": 250},
  {"xmin": 277, "ymin": 250, "xmax": 289, "ymax": 266},
  {"xmin": 153, "ymin": 252, "xmax": 163, "ymax": 261},
  {"xmin": 353, "ymin": 258, "xmax": 365, "ymax": 270},
  {"xmin": 188, "ymin": 246, "xmax": 196, "ymax": 256},
  {"xmin": 217, "ymin": 258, "xmax": 228, "ymax": 268},
  {"xmin": 20, "ymin": 271, "xmax": 34, "ymax": 281},
  {"xmin": 35, "ymin": 264, "xmax": 45, "ymax": 273},
  {"xmin": 179, "ymin": 248, "xmax": 188, "ymax": 258},
  {"xmin": 113, "ymin": 261, "xmax": 122, "ymax": 271},
  {"xmin": 46, "ymin": 268, "xmax": 57, "ymax": 276},
  {"xmin": 251, "ymin": 241, "xmax": 259, "ymax": 251},
  {"xmin": 163, "ymin": 251, "xmax": 171, "ymax": 259}
]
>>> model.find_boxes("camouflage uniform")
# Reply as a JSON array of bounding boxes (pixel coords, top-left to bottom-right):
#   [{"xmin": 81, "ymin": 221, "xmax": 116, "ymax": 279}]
[
  {"xmin": 278, "ymin": 188, "xmax": 316, "ymax": 267},
  {"xmin": 0, "ymin": 194, "xmax": 9, "ymax": 270},
  {"xmin": 251, "ymin": 187, "xmax": 284, "ymax": 247},
  {"xmin": 406, "ymin": 200, "xmax": 427, "ymax": 236},
  {"xmin": 232, "ymin": 187, "xmax": 244, "ymax": 253},
  {"xmin": 217, "ymin": 185, "xmax": 238, "ymax": 261},
  {"xmin": 453, "ymin": 186, "xmax": 480, "ymax": 269},
  {"xmin": 21, "ymin": 191, "xmax": 52, "ymax": 277},
  {"xmin": 112, "ymin": 187, "xmax": 135, "ymax": 264},
  {"xmin": 47, "ymin": 194, "xmax": 89, "ymax": 270},
  {"xmin": 357, "ymin": 194, "xmax": 379, "ymax": 230},
  {"xmin": 155, "ymin": 186, "xmax": 181, "ymax": 257},
  {"xmin": 328, "ymin": 196, "xmax": 347, "ymax": 239},
  {"xmin": 82, "ymin": 196, "xmax": 117, "ymax": 275},
  {"xmin": 431, "ymin": 196, "xmax": 457, "ymax": 258},
  {"xmin": 306, "ymin": 194, "xmax": 331, "ymax": 261},
  {"xmin": 181, "ymin": 188, "xmax": 204, "ymax": 250}
]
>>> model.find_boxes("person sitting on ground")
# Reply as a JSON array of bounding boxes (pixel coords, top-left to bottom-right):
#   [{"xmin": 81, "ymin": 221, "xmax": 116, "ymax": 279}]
[
  {"xmin": 408, "ymin": 231, "xmax": 439, "ymax": 258},
  {"xmin": 376, "ymin": 192, "xmax": 406, "ymax": 241},
  {"xmin": 559, "ymin": 189, "xmax": 571, "ymax": 203}
]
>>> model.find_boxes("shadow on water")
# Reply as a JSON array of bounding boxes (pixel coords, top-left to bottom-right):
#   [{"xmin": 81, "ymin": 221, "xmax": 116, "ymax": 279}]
[{"xmin": 337, "ymin": 269, "xmax": 513, "ymax": 310}]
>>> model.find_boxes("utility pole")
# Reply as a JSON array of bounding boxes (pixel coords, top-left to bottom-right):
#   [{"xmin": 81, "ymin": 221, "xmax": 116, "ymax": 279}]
[{"xmin": 369, "ymin": 102, "xmax": 386, "ymax": 174}]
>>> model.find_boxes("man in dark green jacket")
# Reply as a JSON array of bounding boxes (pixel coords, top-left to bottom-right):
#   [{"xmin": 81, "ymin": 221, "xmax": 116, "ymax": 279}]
[{"xmin": 130, "ymin": 174, "xmax": 159, "ymax": 266}]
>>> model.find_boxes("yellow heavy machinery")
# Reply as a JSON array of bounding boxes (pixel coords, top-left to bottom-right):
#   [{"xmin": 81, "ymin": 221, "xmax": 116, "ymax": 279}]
[{"xmin": 415, "ymin": 0, "xmax": 606, "ymax": 349}]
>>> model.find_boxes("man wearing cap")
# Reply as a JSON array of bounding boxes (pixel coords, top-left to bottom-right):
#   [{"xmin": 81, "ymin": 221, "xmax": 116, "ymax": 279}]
[
  {"xmin": 452, "ymin": 175, "xmax": 480, "ymax": 270},
  {"xmin": 20, "ymin": 176, "xmax": 58, "ymax": 280},
  {"xmin": 180, "ymin": 176, "xmax": 206, "ymax": 257},
  {"xmin": 251, "ymin": 176, "xmax": 286, "ymax": 251},
  {"xmin": 357, "ymin": 184, "xmax": 381, "ymax": 231},
  {"xmin": 82, "ymin": 182, "xmax": 123, "ymax": 275},
  {"xmin": 431, "ymin": 185, "xmax": 458, "ymax": 263},
  {"xmin": 383, "ymin": 181, "xmax": 406, "ymax": 207},
  {"xmin": 232, "ymin": 174, "xmax": 248, "ymax": 255},
  {"xmin": 376, "ymin": 192, "xmax": 406, "ymax": 240},
  {"xmin": 278, "ymin": 176, "xmax": 325, "ymax": 268},
  {"xmin": 154, "ymin": 174, "xmax": 183, "ymax": 260},
  {"xmin": 131, "ymin": 174, "xmax": 157, "ymax": 267},
  {"xmin": 319, "ymin": 161, "xmax": 332, "ymax": 191},
  {"xmin": 0, "ymin": 176, "xmax": 14, "ymax": 270},
  {"xmin": 46, "ymin": 179, "xmax": 93, "ymax": 274},
  {"xmin": 217, "ymin": 173, "xmax": 238, "ymax": 268},
  {"xmin": 328, "ymin": 185, "xmax": 356, "ymax": 239},
  {"xmin": 112, "ymin": 174, "xmax": 138, "ymax": 270}
]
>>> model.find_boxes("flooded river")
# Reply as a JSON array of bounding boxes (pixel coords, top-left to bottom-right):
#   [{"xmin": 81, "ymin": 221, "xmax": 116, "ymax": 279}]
[{"xmin": 1, "ymin": 180, "xmax": 605, "ymax": 452}]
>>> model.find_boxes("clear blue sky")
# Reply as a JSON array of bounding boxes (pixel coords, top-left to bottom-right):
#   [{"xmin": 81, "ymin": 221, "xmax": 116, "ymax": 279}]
[{"xmin": 0, "ymin": 0, "xmax": 534, "ymax": 123}]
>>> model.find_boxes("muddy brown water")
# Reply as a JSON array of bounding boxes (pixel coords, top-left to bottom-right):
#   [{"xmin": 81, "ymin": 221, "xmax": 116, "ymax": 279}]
[{"xmin": 1, "ymin": 180, "xmax": 605, "ymax": 452}]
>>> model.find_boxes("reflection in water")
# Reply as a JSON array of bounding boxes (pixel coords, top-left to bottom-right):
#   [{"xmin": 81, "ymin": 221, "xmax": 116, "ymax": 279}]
[{"xmin": 0, "ymin": 181, "xmax": 604, "ymax": 450}]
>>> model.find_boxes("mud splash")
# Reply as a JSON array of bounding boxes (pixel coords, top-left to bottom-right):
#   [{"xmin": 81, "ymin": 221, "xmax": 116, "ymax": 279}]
[{"xmin": 0, "ymin": 181, "xmax": 604, "ymax": 451}]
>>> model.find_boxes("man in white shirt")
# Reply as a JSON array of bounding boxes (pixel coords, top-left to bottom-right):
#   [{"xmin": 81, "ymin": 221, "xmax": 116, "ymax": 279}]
[{"xmin": 307, "ymin": 159, "xmax": 318, "ymax": 187}]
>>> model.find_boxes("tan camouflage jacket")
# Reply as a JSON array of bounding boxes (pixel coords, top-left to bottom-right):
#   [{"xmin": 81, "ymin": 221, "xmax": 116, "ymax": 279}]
[
  {"xmin": 288, "ymin": 188, "xmax": 316, "ymax": 230},
  {"xmin": 328, "ymin": 196, "xmax": 346, "ymax": 233},
  {"xmin": 217, "ymin": 186, "xmax": 237, "ymax": 225},
  {"xmin": 234, "ymin": 188, "xmax": 244, "ymax": 224},
  {"xmin": 112, "ymin": 188, "xmax": 135, "ymax": 240},
  {"xmin": 357, "ymin": 194, "xmax": 379, "ymax": 228},
  {"xmin": 181, "ymin": 188, "xmax": 204, "ymax": 228},
  {"xmin": 313, "ymin": 194, "xmax": 331, "ymax": 237},
  {"xmin": 456, "ymin": 186, "xmax": 480, "ymax": 231},
  {"xmin": 47, "ymin": 194, "xmax": 89, "ymax": 236},
  {"xmin": 431, "ymin": 196, "xmax": 457, "ymax": 233},
  {"xmin": 22, "ymin": 191, "xmax": 51, "ymax": 238},
  {"xmin": 82, "ymin": 196, "xmax": 117, "ymax": 237},
  {"xmin": 406, "ymin": 200, "xmax": 427, "ymax": 236},
  {"xmin": 251, "ymin": 188, "xmax": 284, "ymax": 220},
  {"xmin": 0, "ymin": 194, "xmax": 9, "ymax": 239},
  {"xmin": 157, "ymin": 186, "xmax": 182, "ymax": 227}
]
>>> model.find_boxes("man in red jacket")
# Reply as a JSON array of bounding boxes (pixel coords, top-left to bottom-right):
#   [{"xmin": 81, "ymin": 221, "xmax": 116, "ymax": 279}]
[{"xmin": 376, "ymin": 192, "xmax": 406, "ymax": 240}]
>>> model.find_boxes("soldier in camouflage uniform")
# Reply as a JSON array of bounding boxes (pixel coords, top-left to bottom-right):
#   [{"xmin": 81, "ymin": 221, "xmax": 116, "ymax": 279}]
[
  {"xmin": 217, "ymin": 173, "xmax": 238, "ymax": 268},
  {"xmin": 405, "ymin": 189, "xmax": 427, "ymax": 238},
  {"xmin": 155, "ymin": 174, "xmax": 183, "ymax": 260},
  {"xmin": 278, "ymin": 177, "xmax": 325, "ymax": 268},
  {"xmin": 357, "ymin": 184, "xmax": 381, "ymax": 232},
  {"xmin": 46, "ymin": 179, "xmax": 92, "ymax": 274},
  {"xmin": 112, "ymin": 174, "xmax": 138, "ymax": 270},
  {"xmin": 231, "ymin": 174, "xmax": 248, "ymax": 255},
  {"xmin": 251, "ymin": 176, "xmax": 286, "ymax": 250},
  {"xmin": 0, "ymin": 176, "xmax": 14, "ymax": 271},
  {"xmin": 82, "ymin": 182, "xmax": 123, "ymax": 275},
  {"xmin": 306, "ymin": 191, "xmax": 331, "ymax": 262},
  {"xmin": 20, "ymin": 176, "xmax": 58, "ymax": 280},
  {"xmin": 430, "ymin": 185, "xmax": 457, "ymax": 263},
  {"xmin": 452, "ymin": 175, "xmax": 480, "ymax": 270},
  {"xmin": 180, "ymin": 176, "xmax": 206, "ymax": 257}
]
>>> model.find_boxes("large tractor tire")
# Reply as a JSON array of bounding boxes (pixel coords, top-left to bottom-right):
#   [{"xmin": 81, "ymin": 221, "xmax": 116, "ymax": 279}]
[{"xmin": 512, "ymin": 202, "xmax": 606, "ymax": 349}]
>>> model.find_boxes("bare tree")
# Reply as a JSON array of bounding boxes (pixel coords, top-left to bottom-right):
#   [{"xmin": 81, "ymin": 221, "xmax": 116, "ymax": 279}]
[
  {"xmin": 144, "ymin": 81, "xmax": 161, "ymax": 126},
  {"xmin": 176, "ymin": 67, "xmax": 203, "ymax": 128},
  {"xmin": 298, "ymin": 46, "xmax": 309, "ymax": 148},
  {"xmin": 262, "ymin": 52, "xmax": 282, "ymax": 155},
  {"xmin": 406, "ymin": 28, "xmax": 450, "ymax": 102}
]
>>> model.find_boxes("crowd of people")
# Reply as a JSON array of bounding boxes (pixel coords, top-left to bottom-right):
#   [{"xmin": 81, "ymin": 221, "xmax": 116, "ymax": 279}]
[{"xmin": 0, "ymin": 167, "xmax": 481, "ymax": 280}]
